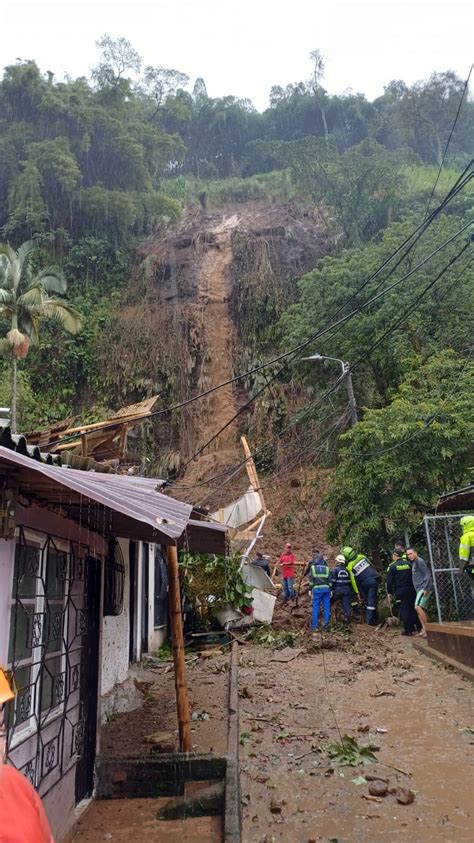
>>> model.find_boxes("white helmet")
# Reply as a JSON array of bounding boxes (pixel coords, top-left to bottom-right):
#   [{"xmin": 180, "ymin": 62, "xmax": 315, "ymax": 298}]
[{"xmin": 335, "ymin": 554, "xmax": 346, "ymax": 565}]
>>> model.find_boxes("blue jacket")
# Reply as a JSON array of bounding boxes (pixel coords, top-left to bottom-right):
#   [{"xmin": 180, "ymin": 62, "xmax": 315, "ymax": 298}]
[{"xmin": 330, "ymin": 564, "xmax": 354, "ymax": 594}]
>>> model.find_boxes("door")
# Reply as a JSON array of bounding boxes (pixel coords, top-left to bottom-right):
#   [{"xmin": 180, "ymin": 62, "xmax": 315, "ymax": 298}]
[
  {"xmin": 129, "ymin": 542, "xmax": 137, "ymax": 662},
  {"xmin": 75, "ymin": 556, "xmax": 101, "ymax": 803},
  {"xmin": 141, "ymin": 544, "xmax": 149, "ymax": 656}
]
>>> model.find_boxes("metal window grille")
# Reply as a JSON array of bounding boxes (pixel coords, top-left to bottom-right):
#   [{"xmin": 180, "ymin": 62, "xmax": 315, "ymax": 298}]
[
  {"xmin": 5, "ymin": 528, "xmax": 92, "ymax": 793},
  {"xmin": 424, "ymin": 514, "xmax": 473, "ymax": 622},
  {"xmin": 103, "ymin": 539, "xmax": 125, "ymax": 617}
]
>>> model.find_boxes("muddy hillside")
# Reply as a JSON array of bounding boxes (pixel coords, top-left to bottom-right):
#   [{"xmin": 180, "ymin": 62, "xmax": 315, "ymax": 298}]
[{"xmin": 107, "ymin": 202, "xmax": 332, "ymax": 493}]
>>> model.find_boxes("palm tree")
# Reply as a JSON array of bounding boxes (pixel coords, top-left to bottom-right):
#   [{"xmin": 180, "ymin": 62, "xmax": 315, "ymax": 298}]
[{"xmin": 0, "ymin": 240, "xmax": 82, "ymax": 432}]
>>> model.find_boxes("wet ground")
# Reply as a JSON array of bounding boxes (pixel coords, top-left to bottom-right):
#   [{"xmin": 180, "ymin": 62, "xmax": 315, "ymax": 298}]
[
  {"xmin": 72, "ymin": 653, "xmax": 230, "ymax": 842},
  {"xmin": 100, "ymin": 651, "xmax": 230, "ymax": 757},
  {"xmin": 239, "ymin": 625, "xmax": 474, "ymax": 842},
  {"xmin": 72, "ymin": 793, "xmax": 222, "ymax": 842}
]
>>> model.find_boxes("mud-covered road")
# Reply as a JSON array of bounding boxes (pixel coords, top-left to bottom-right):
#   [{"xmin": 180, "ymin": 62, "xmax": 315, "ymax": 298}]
[{"xmin": 239, "ymin": 627, "xmax": 474, "ymax": 842}]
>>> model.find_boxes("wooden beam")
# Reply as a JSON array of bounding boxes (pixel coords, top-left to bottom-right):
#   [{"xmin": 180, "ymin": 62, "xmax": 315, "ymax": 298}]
[
  {"xmin": 118, "ymin": 424, "xmax": 129, "ymax": 459},
  {"xmin": 167, "ymin": 545, "xmax": 192, "ymax": 752},
  {"xmin": 54, "ymin": 412, "xmax": 153, "ymax": 439},
  {"xmin": 240, "ymin": 435, "xmax": 267, "ymax": 514},
  {"xmin": 80, "ymin": 434, "xmax": 88, "ymax": 457}
]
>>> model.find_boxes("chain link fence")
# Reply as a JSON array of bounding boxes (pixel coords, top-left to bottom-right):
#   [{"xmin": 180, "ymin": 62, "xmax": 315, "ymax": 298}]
[{"xmin": 424, "ymin": 514, "xmax": 473, "ymax": 622}]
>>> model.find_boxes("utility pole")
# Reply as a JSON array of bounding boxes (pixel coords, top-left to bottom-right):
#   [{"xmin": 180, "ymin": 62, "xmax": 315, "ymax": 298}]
[
  {"xmin": 343, "ymin": 364, "xmax": 358, "ymax": 426},
  {"xmin": 302, "ymin": 353, "xmax": 358, "ymax": 427}
]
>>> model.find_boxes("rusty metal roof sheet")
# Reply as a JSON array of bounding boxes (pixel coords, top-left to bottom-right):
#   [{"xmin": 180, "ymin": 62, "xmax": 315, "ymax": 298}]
[{"xmin": 0, "ymin": 446, "xmax": 226, "ymax": 550}]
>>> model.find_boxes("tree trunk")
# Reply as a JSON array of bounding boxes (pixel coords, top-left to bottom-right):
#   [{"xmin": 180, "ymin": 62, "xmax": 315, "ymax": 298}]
[
  {"xmin": 11, "ymin": 355, "xmax": 17, "ymax": 434},
  {"xmin": 320, "ymin": 104, "xmax": 329, "ymax": 141}
]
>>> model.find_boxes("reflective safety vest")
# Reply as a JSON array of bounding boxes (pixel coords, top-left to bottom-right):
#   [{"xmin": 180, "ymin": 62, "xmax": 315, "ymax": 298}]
[
  {"xmin": 346, "ymin": 553, "xmax": 380, "ymax": 581},
  {"xmin": 459, "ymin": 524, "xmax": 474, "ymax": 579},
  {"xmin": 346, "ymin": 553, "xmax": 371, "ymax": 577},
  {"xmin": 310, "ymin": 563, "xmax": 330, "ymax": 590}
]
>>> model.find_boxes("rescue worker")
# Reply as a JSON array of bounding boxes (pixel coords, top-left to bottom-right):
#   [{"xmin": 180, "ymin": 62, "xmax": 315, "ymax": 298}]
[
  {"xmin": 308, "ymin": 552, "xmax": 331, "ymax": 629},
  {"xmin": 341, "ymin": 546, "xmax": 381, "ymax": 625},
  {"xmin": 330, "ymin": 553, "xmax": 358, "ymax": 623},
  {"xmin": 386, "ymin": 551, "xmax": 420, "ymax": 635},
  {"xmin": 459, "ymin": 515, "xmax": 474, "ymax": 610}
]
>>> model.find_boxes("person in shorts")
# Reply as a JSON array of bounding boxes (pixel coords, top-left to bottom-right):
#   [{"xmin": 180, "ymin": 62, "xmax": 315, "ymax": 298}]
[{"xmin": 406, "ymin": 548, "xmax": 432, "ymax": 638}]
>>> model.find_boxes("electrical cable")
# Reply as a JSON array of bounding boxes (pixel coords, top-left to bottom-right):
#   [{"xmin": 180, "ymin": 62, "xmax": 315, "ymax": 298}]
[
  {"xmin": 190, "ymin": 404, "xmax": 350, "ymax": 504},
  {"xmin": 45, "ymin": 166, "xmax": 473, "ymax": 452},
  {"xmin": 351, "ymin": 240, "xmax": 472, "ymax": 369},
  {"xmin": 324, "ymin": 346, "xmax": 473, "ymax": 460},
  {"xmin": 166, "ymin": 220, "xmax": 474, "ymax": 470},
  {"xmin": 171, "ymin": 375, "xmax": 348, "ymax": 490},
  {"xmin": 424, "ymin": 65, "xmax": 473, "ymax": 217},
  {"xmin": 173, "ymin": 245, "xmax": 472, "ymax": 492}
]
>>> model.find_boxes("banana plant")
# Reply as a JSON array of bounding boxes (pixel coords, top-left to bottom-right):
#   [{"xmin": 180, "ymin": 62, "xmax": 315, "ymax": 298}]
[{"xmin": 0, "ymin": 240, "xmax": 82, "ymax": 432}]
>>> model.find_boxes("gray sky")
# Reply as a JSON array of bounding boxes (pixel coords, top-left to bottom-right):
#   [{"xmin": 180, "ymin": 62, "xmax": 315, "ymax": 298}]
[{"xmin": 2, "ymin": 0, "xmax": 473, "ymax": 109}]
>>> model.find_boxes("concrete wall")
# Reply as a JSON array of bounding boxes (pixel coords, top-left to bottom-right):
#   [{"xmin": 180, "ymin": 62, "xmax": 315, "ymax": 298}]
[
  {"xmin": 0, "ymin": 537, "xmax": 15, "ymax": 663},
  {"xmin": 100, "ymin": 538, "xmax": 130, "ymax": 696}
]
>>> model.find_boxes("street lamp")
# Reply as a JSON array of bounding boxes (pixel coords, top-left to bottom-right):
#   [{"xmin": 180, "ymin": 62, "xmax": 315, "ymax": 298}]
[{"xmin": 302, "ymin": 352, "xmax": 358, "ymax": 426}]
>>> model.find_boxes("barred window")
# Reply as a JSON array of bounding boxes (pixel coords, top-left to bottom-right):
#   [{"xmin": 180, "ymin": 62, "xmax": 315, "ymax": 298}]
[{"xmin": 103, "ymin": 539, "xmax": 125, "ymax": 617}]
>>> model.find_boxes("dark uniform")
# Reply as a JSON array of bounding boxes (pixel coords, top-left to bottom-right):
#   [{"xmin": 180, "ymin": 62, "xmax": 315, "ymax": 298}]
[
  {"xmin": 342, "ymin": 547, "xmax": 381, "ymax": 626},
  {"xmin": 387, "ymin": 555, "xmax": 419, "ymax": 635},
  {"xmin": 330, "ymin": 563, "xmax": 356, "ymax": 623}
]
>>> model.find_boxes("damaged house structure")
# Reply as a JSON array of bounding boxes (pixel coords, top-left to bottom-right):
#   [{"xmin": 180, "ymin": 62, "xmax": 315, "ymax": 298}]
[{"xmin": 0, "ymin": 440, "xmax": 226, "ymax": 841}]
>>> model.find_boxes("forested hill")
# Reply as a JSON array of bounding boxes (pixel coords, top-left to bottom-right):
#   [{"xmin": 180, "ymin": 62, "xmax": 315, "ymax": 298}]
[{"xmin": 0, "ymin": 38, "xmax": 472, "ymax": 552}]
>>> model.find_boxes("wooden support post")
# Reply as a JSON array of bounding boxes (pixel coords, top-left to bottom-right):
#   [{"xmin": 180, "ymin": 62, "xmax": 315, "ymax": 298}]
[
  {"xmin": 118, "ymin": 423, "xmax": 129, "ymax": 459},
  {"xmin": 240, "ymin": 435, "xmax": 267, "ymax": 513},
  {"xmin": 166, "ymin": 544, "xmax": 192, "ymax": 752},
  {"xmin": 80, "ymin": 433, "xmax": 88, "ymax": 457}
]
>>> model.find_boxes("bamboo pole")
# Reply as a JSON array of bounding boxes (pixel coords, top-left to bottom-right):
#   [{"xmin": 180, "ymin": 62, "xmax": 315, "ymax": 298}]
[{"xmin": 166, "ymin": 544, "xmax": 192, "ymax": 752}]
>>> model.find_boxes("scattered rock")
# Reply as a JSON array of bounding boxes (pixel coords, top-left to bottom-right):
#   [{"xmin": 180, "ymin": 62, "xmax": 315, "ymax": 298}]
[
  {"xmin": 369, "ymin": 781, "xmax": 388, "ymax": 797},
  {"xmin": 240, "ymin": 686, "xmax": 253, "ymax": 699},
  {"xmin": 144, "ymin": 731, "xmax": 175, "ymax": 752},
  {"xmin": 396, "ymin": 787, "xmax": 416, "ymax": 805},
  {"xmin": 357, "ymin": 724, "xmax": 370, "ymax": 733},
  {"xmin": 270, "ymin": 797, "xmax": 283, "ymax": 814}
]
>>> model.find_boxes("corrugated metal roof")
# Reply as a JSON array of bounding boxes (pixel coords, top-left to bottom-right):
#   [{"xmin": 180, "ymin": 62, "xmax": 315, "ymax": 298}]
[
  {"xmin": 437, "ymin": 484, "xmax": 474, "ymax": 513},
  {"xmin": 0, "ymin": 426, "xmax": 113, "ymax": 472},
  {"xmin": 0, "ymin": 446, "xmax": 226, "ymax": 550}
]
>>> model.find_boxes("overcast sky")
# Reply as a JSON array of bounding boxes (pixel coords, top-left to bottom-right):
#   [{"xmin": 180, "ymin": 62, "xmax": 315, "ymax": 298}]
[{"xmin": 2, "ymin": 0, "xmax": 473, "ymax": 110}]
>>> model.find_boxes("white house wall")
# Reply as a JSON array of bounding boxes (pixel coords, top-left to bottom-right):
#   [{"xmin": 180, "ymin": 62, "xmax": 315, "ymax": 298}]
[{"xmin": 100, "ymin": 538, "xmax": 130, "ymax": 697}]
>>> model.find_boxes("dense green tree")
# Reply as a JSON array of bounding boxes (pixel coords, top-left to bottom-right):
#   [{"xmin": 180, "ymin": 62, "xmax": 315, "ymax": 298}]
[
  {"xmin": 323, "ymin": 352, "xmax": 474, "ymax": 554},
  {"xmin": 272, "ymin": 137, "xmax": 410, "ymax": 244},
  {"xmin": 279, "ymin": 210, "xmax": 473, "ymax": 406}
]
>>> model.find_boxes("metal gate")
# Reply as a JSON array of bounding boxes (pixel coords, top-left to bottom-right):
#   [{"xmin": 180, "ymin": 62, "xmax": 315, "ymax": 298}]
[
  {"xmin": 424, "ymin": 514, "xmax": 473, "ymax": 622},
  {"xmin": 6, "ymin": 528, "xmax": 98, "ymax": 798}
]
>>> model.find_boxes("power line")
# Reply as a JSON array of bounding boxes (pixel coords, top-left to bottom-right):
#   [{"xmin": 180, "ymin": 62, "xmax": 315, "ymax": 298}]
[
  {"xmin": 170, "ymin": 392, "xmax": 350, "ymax": 496},
  {"xmin": 351, "ymin": 240, "xmax": 472, "ymax": 369},
  {"xmin": 44, "ymin": 166, "xmax": 473, "ymax": 452},
  {"xmin": 424, "ymin": 65, "xmax": 473, "ymax": 217},
  {"xmin": 168, "ymin": 217, "xmax": 472, "ymax": 471},
  {"xmin": 176, "ymin": 247, "xmax": 472, "ymax": 491},
  {"xmin": 329, "ymin": 348, "xmax": 473, "ymax": 460}
]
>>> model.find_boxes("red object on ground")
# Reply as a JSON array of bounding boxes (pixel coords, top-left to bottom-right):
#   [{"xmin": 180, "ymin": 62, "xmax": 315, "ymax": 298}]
[
  {"xmin": 242, "ymin": 605, "xmax": 254, "ymax": 615},
  {"xmin": 279, "ymin": 552, "xmax": 296, "ymax": 578},
  {"xmin": 0, "ymin": 765, "xmax": 53, "ymax": 842}
]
